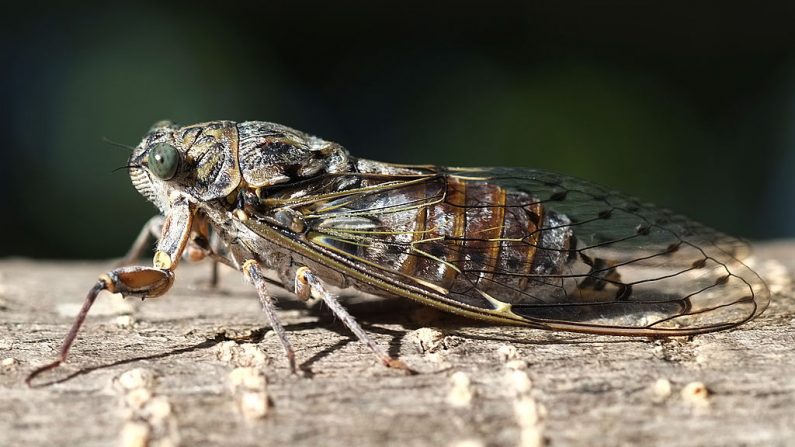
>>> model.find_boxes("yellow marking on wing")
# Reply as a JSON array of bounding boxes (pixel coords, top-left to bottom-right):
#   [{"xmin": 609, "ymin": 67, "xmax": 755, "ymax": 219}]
[
  {"xmin": 448, "ymin": 174, "xmax": 492, "ymax": 181},
  {"xmin": 325, "ymin": 227, "xmax": 436, "ymax": 237},
  {"xmin": 370, "ymin": 162, "xmax": 438, "ymax": 170},
  {"xmin": 409, "ymin": 239, "xmax": 463, "ymax": 276},
  {"xmin": 476, "ymin": 289, "xmax": 518, "ymax": 317},
  {"xmin": 310, "ymin": 234, "xmax": 449, "ymax": 294},
  {"xmin": 409, "ymin": 277, "xmax": 449, "ymax": 295},
  {"xmin": 262, "ymin": 177, "xmax": 431, "ymax": 207},
  {"xmin": 446, "ymin": 166, "xmax": 489, "ymax": 173},
  {"xmin": 343, "ymin": 172, "xmax": 436, "ymax": 179},
  {"xmin": 315, "ymin": 198, "xmax": 357, "ymax": 213},
  {"xmin": 305, "ymin": 195, "xmax": 445, "ymax": 219},
  {"xmin": 473, "ymin": 225, "xmax": 507, "ymax": 236},
  {"xmin": 310, "ymin": 233, "xmax": 372, "ymax": 249},
  {"xmin": 487, "ymin": 237, "xmax": 523, "ymax": 242}
]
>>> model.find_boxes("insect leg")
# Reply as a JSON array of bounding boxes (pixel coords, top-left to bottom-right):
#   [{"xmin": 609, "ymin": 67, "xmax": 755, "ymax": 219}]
[
  {"xmin": 293, "ymin": 267, "xmax": 410, "ymax": 371},
  {"xmin": 26, "ymin": 197, "xmax": 194, "ymax": 386},
  {"xmin": 241, "ymin": 260, "xmax": 296, "ymax": 373},
  {"xmin": 208, "ymin": 231, "xmax": 229, "ymax": 287},
  {"xmin": 182, "ymin": 214, "xmax": 229, "ymax": 288},
  {"xmin": 117, "ymin": 215, "xmax": 164, "ymax": 266}
]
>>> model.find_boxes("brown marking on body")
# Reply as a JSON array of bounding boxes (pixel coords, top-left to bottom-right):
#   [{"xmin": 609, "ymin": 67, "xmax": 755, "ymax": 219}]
[
  {"xmin": 518, "ymin": 201, "xmax": 544, "ymax": 290},
  {"xmin": 462, "ymin": 183, "xmax": 506, "ymax": 286}
]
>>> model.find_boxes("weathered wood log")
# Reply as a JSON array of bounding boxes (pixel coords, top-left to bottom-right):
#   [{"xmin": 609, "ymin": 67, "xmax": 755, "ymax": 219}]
[{"xmin": 0, "ymin": 241, "xmax": 793, "ymax": 446}]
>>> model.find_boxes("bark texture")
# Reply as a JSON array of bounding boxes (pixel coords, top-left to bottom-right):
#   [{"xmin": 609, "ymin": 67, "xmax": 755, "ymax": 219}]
[{"xmin": 0, "ymin": 242, "xmax": 793, "ymax": 447}]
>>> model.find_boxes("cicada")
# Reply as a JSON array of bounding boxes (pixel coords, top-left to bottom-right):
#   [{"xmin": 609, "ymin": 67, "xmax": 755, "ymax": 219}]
[{"xmin": 27, "ymin": 120, "xmax": 770, "ymax": 383}]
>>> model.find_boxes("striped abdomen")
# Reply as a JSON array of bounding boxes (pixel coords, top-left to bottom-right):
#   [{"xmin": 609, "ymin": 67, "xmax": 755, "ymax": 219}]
[{"xmin": 324, "ymin": 175, "xmax": 577, "ymax": 308}]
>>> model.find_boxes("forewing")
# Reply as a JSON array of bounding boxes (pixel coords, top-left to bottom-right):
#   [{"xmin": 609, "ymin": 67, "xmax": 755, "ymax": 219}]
[{"xmin": 245, "ymin": 167, "xmax": 769, "ymax": 336}]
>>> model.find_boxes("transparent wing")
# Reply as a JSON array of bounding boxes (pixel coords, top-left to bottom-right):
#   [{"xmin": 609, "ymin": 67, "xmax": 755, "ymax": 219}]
[
  {"xmin": 443, "ymin": 167, "xmax": 769, "ymax": 334},
  {"xmin": 247, "ymin": 166, "xmax": 770, "ymax": 336}
]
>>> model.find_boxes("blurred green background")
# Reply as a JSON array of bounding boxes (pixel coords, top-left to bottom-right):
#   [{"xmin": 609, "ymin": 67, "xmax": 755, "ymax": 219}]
[{"xmin": 1, "ymin": 2, "xmax": 794, "ymax": 259}]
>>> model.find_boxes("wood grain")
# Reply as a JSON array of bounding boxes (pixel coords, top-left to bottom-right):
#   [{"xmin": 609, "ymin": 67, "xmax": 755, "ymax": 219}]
[{"xmin": 1, "ymin": 242, "xmax": 793, "ymax": 447}]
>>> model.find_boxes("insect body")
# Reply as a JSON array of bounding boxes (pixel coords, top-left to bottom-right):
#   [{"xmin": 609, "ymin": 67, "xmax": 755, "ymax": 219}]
[{"xmin": 27, "ymin": 120, "xmax": 770, "ymax": 383}]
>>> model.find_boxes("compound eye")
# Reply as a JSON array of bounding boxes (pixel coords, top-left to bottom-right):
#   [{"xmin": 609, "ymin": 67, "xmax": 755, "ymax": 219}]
[{"xmin": 148, "ymin": 143, "xmax": 180, "ymax": 180}]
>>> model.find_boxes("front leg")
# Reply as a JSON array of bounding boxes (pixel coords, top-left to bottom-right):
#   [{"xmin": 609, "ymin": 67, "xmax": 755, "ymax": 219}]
[
  {"xmin": 26, "ymin": 197, "xmax": 195, "ymax": 385},
  {"xmin": 119, "ymin": 213, "xmax": 226, "ymax": 289}
]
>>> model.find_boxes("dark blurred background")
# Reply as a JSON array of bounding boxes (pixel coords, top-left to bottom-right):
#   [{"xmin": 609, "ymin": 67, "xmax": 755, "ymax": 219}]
[{"xmin": 2, "ymin": 2, "xmax": 794, "ymax": 259}]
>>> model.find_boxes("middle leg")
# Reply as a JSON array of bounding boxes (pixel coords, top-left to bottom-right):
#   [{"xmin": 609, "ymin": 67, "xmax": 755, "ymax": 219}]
[
  {"xmin": 242, "ymin": 260, "xmax": 297, "ymax": 373},
  {"xmin": 294, "ymin": 267, "xmax": 410, "ymax": 371}
]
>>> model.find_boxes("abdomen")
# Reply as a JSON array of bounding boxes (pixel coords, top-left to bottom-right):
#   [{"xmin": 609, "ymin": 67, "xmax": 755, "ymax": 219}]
[{"xmin": 308, "ymin": 173, "xmax": 579, "ymax": 308}]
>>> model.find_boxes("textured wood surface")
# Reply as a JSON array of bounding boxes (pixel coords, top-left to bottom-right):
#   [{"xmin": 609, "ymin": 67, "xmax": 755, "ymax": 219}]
[{"xmin": 0, "ymin": 242, "xmax": 793, "ymax": 447}]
